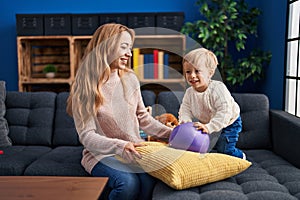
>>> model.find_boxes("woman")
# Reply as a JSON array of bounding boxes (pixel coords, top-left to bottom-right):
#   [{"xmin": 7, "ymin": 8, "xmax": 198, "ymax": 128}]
[{"xmin": 67, "ymin": 23, "xmax": 172, "ymax": 200}]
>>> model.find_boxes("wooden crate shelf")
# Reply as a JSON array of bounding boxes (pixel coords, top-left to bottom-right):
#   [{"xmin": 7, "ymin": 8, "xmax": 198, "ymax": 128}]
[
  {"xmin": 17, "ymin": 34, "xmax": 186, "ymax": 93},
  {"xmin": 72, "ymin": 36, "xmax": 91, "ymax": 75},
  {"xmin": 17, "ymin": 36, "xmax": 73, "ymax": 92}
]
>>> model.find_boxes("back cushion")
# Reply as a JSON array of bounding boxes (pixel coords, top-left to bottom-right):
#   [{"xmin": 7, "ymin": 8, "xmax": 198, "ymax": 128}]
[
  {"xmin": 141, "ymin": 90, "xmax": 156, "ymax": 107},
  {"xmin": 52, "ymin": 92, "xmax": 81, "ymax": 146},
  {"xmin": 5, "ymin": 92, "xmax": 56, "ymax": 146},
  {"xmin": 232, "ymin": 93, "xmax": 271, "ymax": 149},
  {"xmin": 157, "ymin": 91, "xmax": 184, "ymax": 118}
]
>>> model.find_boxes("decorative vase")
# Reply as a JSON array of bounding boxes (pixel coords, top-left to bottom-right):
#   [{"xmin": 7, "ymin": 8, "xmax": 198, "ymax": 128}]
[{"xmin": 45, "ymin": 72, "xmax": 55, "ymax": 78}]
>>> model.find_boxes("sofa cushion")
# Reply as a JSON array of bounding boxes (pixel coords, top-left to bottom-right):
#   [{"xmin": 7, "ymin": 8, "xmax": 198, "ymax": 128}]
[
  {"xmin": 141, "ymin": 90, "xmax": 159, "ymax": 117},
  {"xmin": 232, "ymin": 93, "xmax": 272, "ymax": 149},
  {"xmin": 0, "ymin": 81, "xmax": 11, "ymax": 147},
  {"xmin": 141, "ymin": 90, "xmax": 156, "ymax": 107},
  {"xmin": 5, "ymin": 92, "xmax": 56, "ymax": 146},
  {"xmin": 152, "ymin": 149, "xmax": 300, "ymax": 200},
  {"xmin": 157, "ymin": 91, "xmax": 184, "ymax": 118},
  {"xmin": 24, "ymin": 146, "xmax": 89, "ymax": 176},
  {"xmin": 53, "ymin": 92, "xmax": 81, "ymax": 146},
  {"xmin": 0, "ymin": 146, "xmax": 51, "ymax": 175},
  {"xmin": 136, "ymin": 142, "xmax": 251, "ymax": 190}
]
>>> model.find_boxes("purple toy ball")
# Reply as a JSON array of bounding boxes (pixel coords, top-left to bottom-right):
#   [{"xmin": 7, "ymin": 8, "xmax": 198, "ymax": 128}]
[{"xmin": 169, "ymin": 122, "xmax": 210, "ymax": 153}]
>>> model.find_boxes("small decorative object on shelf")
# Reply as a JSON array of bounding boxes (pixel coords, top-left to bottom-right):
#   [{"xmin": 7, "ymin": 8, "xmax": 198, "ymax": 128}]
[{"xmin": 43, "ymin": 64, "xmax": 57, "ymax": 78}]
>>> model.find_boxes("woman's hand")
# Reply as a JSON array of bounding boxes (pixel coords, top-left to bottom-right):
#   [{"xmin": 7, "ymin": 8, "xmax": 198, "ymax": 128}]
[
  {"xmin": 122, "ymin": 142, "xmax": 145, "ymax": 163},
  {"xmin": 193, "ymin": 122, "xmax": 209, "ymax": 134}
]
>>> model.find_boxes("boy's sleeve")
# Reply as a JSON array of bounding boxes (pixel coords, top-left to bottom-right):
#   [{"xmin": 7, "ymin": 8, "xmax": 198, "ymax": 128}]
[
  {"xmin": 205, "ymin": 84, "xmax": 235, "ymax": 133},
  {"xmin": 178, "ymin": 90, "xmax": 193, "ymax": 123}
]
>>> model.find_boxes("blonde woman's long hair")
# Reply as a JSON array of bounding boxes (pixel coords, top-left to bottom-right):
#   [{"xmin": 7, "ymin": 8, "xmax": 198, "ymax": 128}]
[{"xmin": 67, "ymin": 23, "xmax": 135, "ymax": 127}]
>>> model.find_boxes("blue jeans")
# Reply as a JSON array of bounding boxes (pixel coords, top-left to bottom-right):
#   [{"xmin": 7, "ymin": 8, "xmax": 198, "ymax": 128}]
[
  {"xmin": 91, "ymin": 156, "xmax": 157, "ymax": 200},
  {"xmin": 215, "ymin": 116, "xmax": 244, "ymax": 158}
]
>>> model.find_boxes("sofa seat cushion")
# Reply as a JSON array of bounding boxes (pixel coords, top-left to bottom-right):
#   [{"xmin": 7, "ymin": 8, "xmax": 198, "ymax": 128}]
[
  {"xmin": 0, "ymin": 146, "xmax": 51, "ymax": 175},
  {"xmin": 24, "ymin": 146, "xmax": 89, "ymax": 176},
  {"xmin": 152, "ymin": 149, "xmax": 300, "ymax": 200}
]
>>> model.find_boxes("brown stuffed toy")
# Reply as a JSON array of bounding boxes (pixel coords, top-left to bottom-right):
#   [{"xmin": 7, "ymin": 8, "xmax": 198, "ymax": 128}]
[
  {"xmin": 147, "ymin": 113, "xmax": 179, "ymax": 143},
  {"xmin": 155, "ymin": 113, "xmax": 179, "ymax": 128}
]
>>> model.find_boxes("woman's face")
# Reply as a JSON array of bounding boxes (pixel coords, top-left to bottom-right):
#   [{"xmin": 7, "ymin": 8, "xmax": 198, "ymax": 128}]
[
  {"xmin": 110, "ymin": 31, "xmax": 133, "ymax": 71},
  {"xmin": 183, "ymin": 62, "xmax": 211, "ymax": 92}
]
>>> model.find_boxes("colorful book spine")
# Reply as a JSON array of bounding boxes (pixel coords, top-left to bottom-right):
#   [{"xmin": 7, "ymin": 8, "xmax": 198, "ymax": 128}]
[
  {"xmin": 153, "ymin": 49, "xmax": 159, "ymax": 79},
  {"xmin": 138, "ymin": 54, "xmax": 144, "ymax": 80},
  {"xmin": 164, "ymin": 53, "xmax": 169, "ymax": 79},
  {"xmin": 133, "ymin": 48, "xmax": 140, "ymax": 78},
  {"xmin": 148, "ymin": 54, "xmax": 154, "ymax": 79},
  {"xmin": 158, "ymin": 51, "xmax": 164, "ymax": 79},
  {"xmin": 144, "ymin": 54, "xmax": 154, "ymax": 79}
]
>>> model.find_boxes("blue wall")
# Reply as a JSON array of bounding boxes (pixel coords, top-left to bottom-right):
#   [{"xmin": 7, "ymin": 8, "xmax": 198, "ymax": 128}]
[
  {"xmin": 257, "ymin": 1, "xmax": 287, "ymax": 110},
  {"xmin": 0, "ymin": 0, "xmax": 286, "ymax": 109}
]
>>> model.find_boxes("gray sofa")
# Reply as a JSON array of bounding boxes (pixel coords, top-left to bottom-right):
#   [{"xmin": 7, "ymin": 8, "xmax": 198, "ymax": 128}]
[{"xmin": 1, "ymin": 90, "xmax": 300, "ymax": 200}]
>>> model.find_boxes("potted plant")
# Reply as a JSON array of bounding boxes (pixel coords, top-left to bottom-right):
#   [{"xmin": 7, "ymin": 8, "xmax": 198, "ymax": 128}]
[
  {"xmin": 181, "ymin": 0, "xmax": 272, "ymax": 89},
  {"xmin": 43, "ymin": 64, "xmax": 57, "ymax": 78}
]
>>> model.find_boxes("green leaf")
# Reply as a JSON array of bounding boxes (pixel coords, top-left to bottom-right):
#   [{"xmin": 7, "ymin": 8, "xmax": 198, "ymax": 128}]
[{"xmin": 183, "ymin": 0, "xmax": 272, "ymax": 87}]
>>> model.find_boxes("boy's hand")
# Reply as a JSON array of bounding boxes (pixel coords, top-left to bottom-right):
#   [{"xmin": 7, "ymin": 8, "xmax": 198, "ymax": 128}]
[{"xmin": 193, "ymin": 122, "xmax": 209, "ymax": 134}]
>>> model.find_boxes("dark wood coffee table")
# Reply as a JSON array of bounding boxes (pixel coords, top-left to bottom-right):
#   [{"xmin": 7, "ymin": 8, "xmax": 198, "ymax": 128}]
[{"xmin": 0, "ymin": 176, "xmax": 108, "ymax": 200}]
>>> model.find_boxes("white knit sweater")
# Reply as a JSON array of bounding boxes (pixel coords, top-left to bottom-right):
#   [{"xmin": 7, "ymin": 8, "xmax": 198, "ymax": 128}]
[
  {"xmin": 73, "ymin": 71, "xmax": 172, "ymax": 174},
  {"xmin": 178, "ymin": 80, "xmax": 240, "ymax": 134}
]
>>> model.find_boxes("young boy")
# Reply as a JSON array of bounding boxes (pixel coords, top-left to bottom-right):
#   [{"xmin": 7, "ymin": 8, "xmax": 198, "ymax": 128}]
[{"xmin": 178, "ymin": 48, "xmax": 245, "ymax": 159}]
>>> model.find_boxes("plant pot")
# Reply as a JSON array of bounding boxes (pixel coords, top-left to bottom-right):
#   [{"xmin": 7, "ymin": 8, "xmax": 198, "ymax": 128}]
[{"xmin": 45, "ymin": 72, "xmax": 55, "ymax": 78}]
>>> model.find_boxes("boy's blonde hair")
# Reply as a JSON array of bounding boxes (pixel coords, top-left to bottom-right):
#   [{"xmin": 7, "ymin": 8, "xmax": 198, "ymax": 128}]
[{"xmin": 183, "ymin": 48, "xmax": 218, "ymax": 77}]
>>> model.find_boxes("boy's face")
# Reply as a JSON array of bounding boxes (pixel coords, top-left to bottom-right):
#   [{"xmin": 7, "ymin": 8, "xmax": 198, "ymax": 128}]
[{"xmin": 183, "ymin": 62, "xmax": 211, "ymax": 92}]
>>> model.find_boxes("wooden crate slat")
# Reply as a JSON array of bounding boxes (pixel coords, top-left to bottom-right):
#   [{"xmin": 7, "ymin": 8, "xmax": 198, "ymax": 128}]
[
  {"xmin": 32, "ymin": 47, "xmax": 69, "ymax": 55},
  {"xmin": 32, "ymin": 55, "xmax": 70, "ymax": 64},
  {"xmin": 30, "ymin": 39, "xmax": 69, "ymax": 46},
  {"xmin": 31, "ymin": 72, "xmax": 70, "ymax": 78},
  {"xmin": 31, "ymin": 64, "xmax": 70, "ymax": 73}
]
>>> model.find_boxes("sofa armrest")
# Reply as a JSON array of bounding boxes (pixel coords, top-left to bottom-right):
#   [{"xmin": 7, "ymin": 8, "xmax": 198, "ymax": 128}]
[{"xmin": 270, "ymin": 109, "xmax": 300, "ymax": 168}]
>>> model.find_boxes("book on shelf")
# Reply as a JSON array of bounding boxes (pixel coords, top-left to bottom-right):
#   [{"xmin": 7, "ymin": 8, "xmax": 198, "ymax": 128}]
[
  {"xmin": 133, "ymin": 48, "xmax": 140, "ymax": 78},
  {"xmin": 138, "ymin": 54, "xmax": 144, "ymax": 80},
  {"xmin": 132, "ymin": 48, "xmax": 179, "ymax": 80},
  {"xmin": 158, "ymin": 51, "xmax": 164, "ymax": 79},
  {"xmin": 163, "ymin": 53, "xmax": 169, "ymax": 79},
  {"xmin": 144, "ymin": 54, "xmax": 154, "ymax": 79},
  {"xmin": 153, "ymin": 49, "xmax": 159, "ymax": 79}
]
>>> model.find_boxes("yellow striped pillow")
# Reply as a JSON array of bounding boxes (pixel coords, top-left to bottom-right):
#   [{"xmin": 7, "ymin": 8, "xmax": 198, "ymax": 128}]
[{"xmin": 136, "ymin": 142, "xmax": 251, "ymax": 190}]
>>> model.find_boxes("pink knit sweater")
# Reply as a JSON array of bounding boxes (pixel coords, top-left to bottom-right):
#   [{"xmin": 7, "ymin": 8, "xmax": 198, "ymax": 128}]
[{"xmin": 73, "ymin": 71, "xmax": 172, "ymax": 174}]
